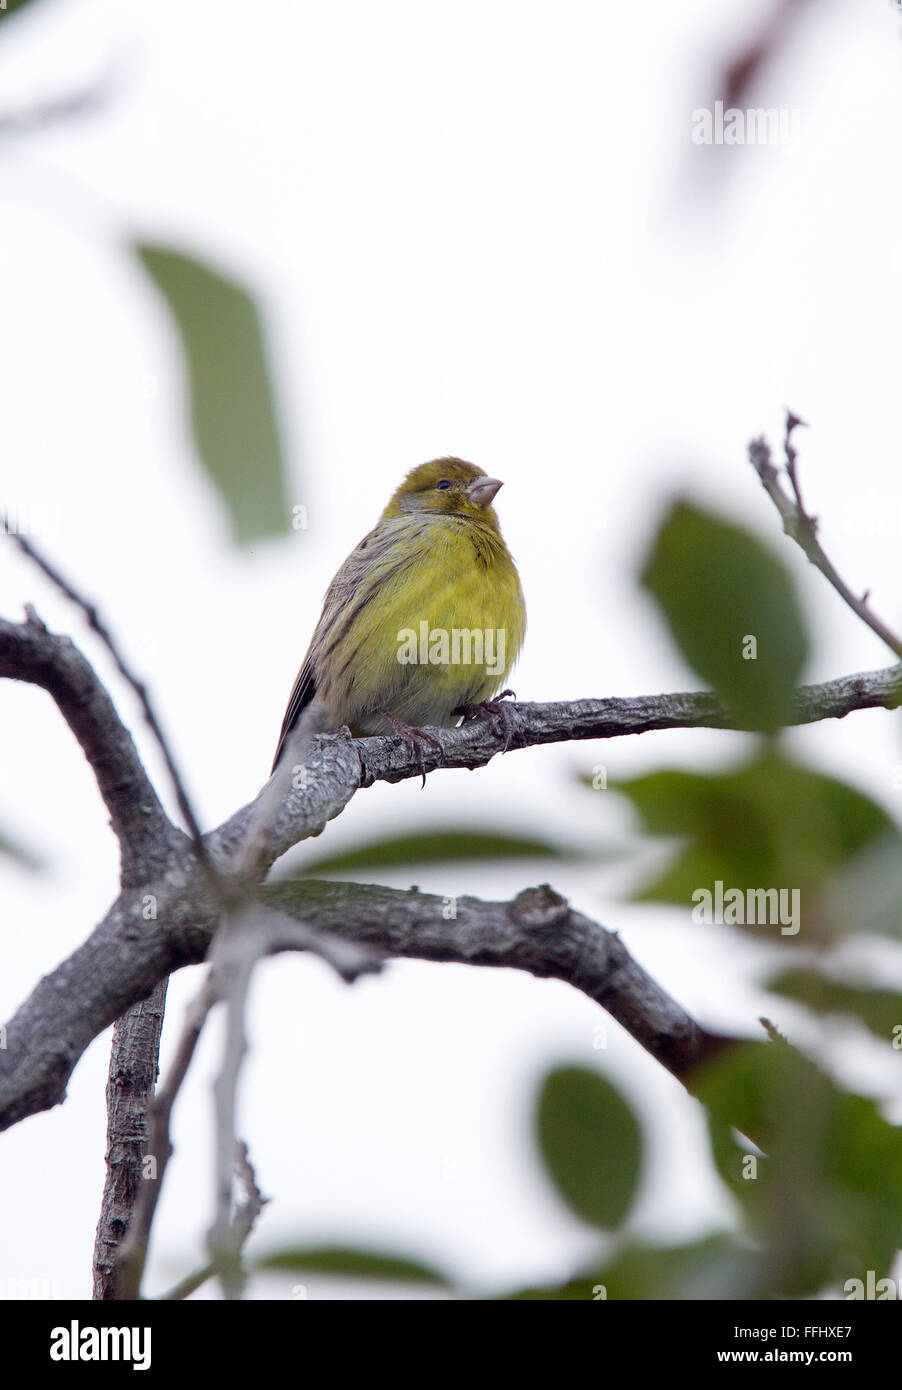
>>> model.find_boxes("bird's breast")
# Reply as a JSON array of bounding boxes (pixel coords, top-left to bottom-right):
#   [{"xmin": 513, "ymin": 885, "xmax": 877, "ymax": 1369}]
[{"xmin": 316, "ymin": 516, "xmax": 525, "ymax": 731}]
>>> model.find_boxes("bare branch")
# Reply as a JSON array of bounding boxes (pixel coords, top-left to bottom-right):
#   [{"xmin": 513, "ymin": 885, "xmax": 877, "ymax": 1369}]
[
  {"xmin": 101, "ymin": 901, "xmax": 379, "ymax": 1300},
  {"xmin": 207, "ymin": 914, "xmax": 255, "ymax": 1301},
  {"xmin": 213, "ymin": 663, "xmax": 902, "ymax": 874},
  {"xmin": 158, "ymin": 1143, "xmax": 269, "ymax": 1302},
  {"xmin": 8, "ymin": 432, "xmax": 900, "ymax": 1300},
  {"xmin": 204, "ymin": 902, "xmax": 382, "ymax": 1298},
  {"xmin": 3, "ymin": 525, "xmax": 210, "ymax": 860},
  {"xmin": 1, "ymin": 650, "xmax": 898, "ymax": 1134},
  {"xmin": 0, "ymin": 872, "xmax": 732, "ymax": 1145},
  {"xmin": 749, "ymin": 423, "xmax": 902, "ymax": 662},
  {"xmin": 92, "ymin": 982, "xmax": 168, "ymax": 1300},
  {"xmin": 2, "ymin": 533, "xmax": 222, "ymax": 1298},
  {"xmin": 112, "ymin": 977, "xmax": 216, "ymax": 1301},
  {"xmin": 262, "ymin": 880, "xmax": 732, "ymax": 1082},
  {"xmin": 0, "ymin": 612, "xmax": 178, "ymax": 882}
]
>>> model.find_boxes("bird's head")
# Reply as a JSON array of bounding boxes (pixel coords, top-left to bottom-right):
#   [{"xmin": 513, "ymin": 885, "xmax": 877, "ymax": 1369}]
[{"xmin": 380, "ymin": 458, "xmax": 504, "ymax": 525}]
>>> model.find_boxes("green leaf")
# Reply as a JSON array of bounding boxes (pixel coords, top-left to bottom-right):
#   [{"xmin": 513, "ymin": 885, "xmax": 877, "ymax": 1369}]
[
  {"xmin": 298, "ymin": 827, "xmax": 578, "ymax": 876},
  {"xmin": 510, "ymin": 1236, "xmax": 757, "ymax": 1300},
  {"xmin": 695, "ymin": 1040, "xmax": 902, "ymax": 1294},
  {"xmin": 135, "ymin": 243, "xmax": 289, "ymax": 544},
  {"xmin": 612, "ymin": 751, "xmax": 895, "ymax": 938},
  {"xmin": 768, "ymin": 969, "xmax": 902, "ymax": 1046},
  {"xmin": 0, "ymin": 0, "xmax": 42, "ymax": 22},
  {"xmin": 257, "ymin": 1246, "xmax": 450, "ymax": 1286},
  {"xmin": 640, "ymin": 501, "xmax": 808, "ymax": 731},
  {"xmin": 536, "ymin": 1067, "xmax": 641, "ymax": 1231}
]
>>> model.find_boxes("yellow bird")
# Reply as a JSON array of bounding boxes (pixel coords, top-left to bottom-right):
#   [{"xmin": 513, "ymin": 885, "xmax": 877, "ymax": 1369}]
[{"xmin": 271, "ymin": 457, "xmax": 526, "ymax": 773}]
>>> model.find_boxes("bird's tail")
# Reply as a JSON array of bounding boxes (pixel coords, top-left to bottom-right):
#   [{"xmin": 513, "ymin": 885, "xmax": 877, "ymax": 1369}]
[
  {"xmin": 270, "ymin": 695, "xmax": 331, "ymax": 779},
  {"xmin": 271, "ymin": 660, "xmax": 320, "ymax": 773}
]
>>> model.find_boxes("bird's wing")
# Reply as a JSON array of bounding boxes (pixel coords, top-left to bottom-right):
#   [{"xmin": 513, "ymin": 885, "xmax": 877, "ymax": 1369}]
[
  {"xmin": 270, "ymin": 517, "xmax": 432, "ymax": 771},
  {"xmin": 270, "ymin": 655, "xmax": 318, "ymax": 773}
]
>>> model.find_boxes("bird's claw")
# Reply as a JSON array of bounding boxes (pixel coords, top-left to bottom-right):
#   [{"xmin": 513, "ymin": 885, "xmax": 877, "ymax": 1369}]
[
  {"xmin": 378, "ymin": 711, "xmax": 444, "ymax": 786},
  {"xmin": 454, "ymin": 689, "xmax": 517, "ymax": 751}
]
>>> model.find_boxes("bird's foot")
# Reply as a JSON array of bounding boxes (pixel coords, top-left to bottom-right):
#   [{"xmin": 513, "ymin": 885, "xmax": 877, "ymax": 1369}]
[
  {"xmin": 454, "ymin": 689, "xmax": 517, "ymax": 751},
  {"xmin": 377, "ymin": 711, "xmax": 444, "ymax": 787}
]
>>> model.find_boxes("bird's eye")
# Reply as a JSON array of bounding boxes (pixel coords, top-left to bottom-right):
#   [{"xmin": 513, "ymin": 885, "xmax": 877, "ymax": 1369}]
[{"xmin": 436, "ymin": 479, "xmax": 452, "ymax": 491}]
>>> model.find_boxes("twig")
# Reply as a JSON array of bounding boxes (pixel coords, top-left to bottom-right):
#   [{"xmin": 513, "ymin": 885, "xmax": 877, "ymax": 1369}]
[
  {"xmin": 0, "ymin": 85, "xmax": 108, "ymax": 135},
  {"xmin": 749, "ymin": 420, "xmax": 902, "ymax": 661},
  {"xmin": 0, "ymin": 610, "xmax": 178, "ymax": 882},
  {"xmin": 158, "ymin": 1263, "xmax": 215, "ymax": 1303},
  {"xmin": 207, "ymin": 912, "xmax": 255, "ymax": 1301},
  {"xmin": 230, "ymin": 1142, "xmax": 269, "ymax": 1261},
  {"xmin": 204, "ymin": 902, "xmax": 381, "ymax": 1298},
  {"xmin": 111, "ymin": 925, "xmax": 297, "ymax": 1302},
  {"xmin": 3, "ymin": 521, "xmax": 211, "ymax": 859},
  {"xmin": 0, "ymin": 54, "xmax": 130, "ymax": 137},
  {"xmin": 721, "ymin": 0, "xmax": 816, "ymax": 118},
  {"xmin": 255, "ymin": 905, "xmax": 385, "ymax": 983},
  {"xmin": 782, "ymin": 409, "xmax": 808, "ymax": 513},
  {"xmin": 159, "ymin": 1143, "xmax": 269, "ymax": 1302}
]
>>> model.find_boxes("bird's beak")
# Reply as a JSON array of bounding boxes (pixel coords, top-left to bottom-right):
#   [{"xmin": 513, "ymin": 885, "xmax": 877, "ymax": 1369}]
[{"xmin": 466, "ymin": 476, "xmax": 504, "ymax": 508}]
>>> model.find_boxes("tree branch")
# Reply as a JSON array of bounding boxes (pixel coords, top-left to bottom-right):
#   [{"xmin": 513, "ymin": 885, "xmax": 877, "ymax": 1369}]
[
  {"xmin": 0, "ymin": 870, "xmax": 729, "ymax": 1143},
  {"xmin": 158, "ymin": 1143, "xmax": 269, "ymax": 1302},
  {"xmin": 3, "ymin": 527, "xmax": 209, "ymax": 859},
  {"xmin": 0, "ymin": 612, "xmax": 179, "ymax": 883},
  {"xmin": 92, "ymin": 982, "xmax": 168, "ymax": 1300},
  {"xmin": 6, "ymin": 421, "xmax": 898, "ymax": 1297},
  {"xmin": 749, "ymin": 419, "xmax": 902, "ymax": 661},
  {"xmin": 112, "ymin": 977, "xmax": 216, "ymax": 1300},
  {"xmin": 2, "ymin": 532, "xmax": 223, "ymax": 1298},
  {"xmin": 262, "ymin": 880, "xmax": 733, "ymax": 1080},
  {"xmin": 351, "ymin": 663, "xmax": 902, "ymax": 788},
  {"xmin": 1, "ymin": 645, "xmax": 898, "ymax": 1134}
]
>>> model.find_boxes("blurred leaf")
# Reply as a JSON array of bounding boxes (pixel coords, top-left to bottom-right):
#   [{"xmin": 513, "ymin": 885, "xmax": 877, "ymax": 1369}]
[
  {"xmin": 135, "ymin": 243, "xmax": 289, "ymax": 544},
  {"xmin": 820, "ymin": 835, "xmax": 902, "ymax": 939},
  {"xmin": 695, "ymin": 1040, "xmax": 902, "ymax": 1294},
  {"xmin": 257, "ymin": 1246, "xmax": 450, "ymax": 1286},
  {"xmin": 640, "ymin": 502, "xmax": 808, "ymax": 731},
  {"xmin": 299, "ymin": 827, "xmax": 580, "ymax": 875},
  {"xmin": 768, "ymin": 969, "xmax": 902, "ymax": 1046},
  {"xmin": 510, "ymin": 1236, "xmax": 757, "ymax": 1300},
  {"xmin": 612, "ymin": 751, "xmax": 896, "ymax": 937},
  {"xmin": 537, "ymin": 1067, "xmax": 641, "ymax": 1231},
  {"xmin": 0, "ymin": 0, "xmax": 42, "ymax": 21},
  {"xmin": 0, "ymin": 822, "xmax": 41, "ymax": 871}
]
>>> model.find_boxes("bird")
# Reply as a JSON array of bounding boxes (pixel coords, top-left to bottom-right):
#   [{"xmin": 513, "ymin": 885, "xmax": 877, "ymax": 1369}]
[{"xmin": 271, "ymin": 457, "xmax": 526, "ymax": 776}]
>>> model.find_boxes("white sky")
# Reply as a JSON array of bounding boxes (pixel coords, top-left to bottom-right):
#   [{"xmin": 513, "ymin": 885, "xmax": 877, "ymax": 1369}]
[{"xmin": 3, "ymin": 0, "xmax": 902, "ymax": 1299}]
